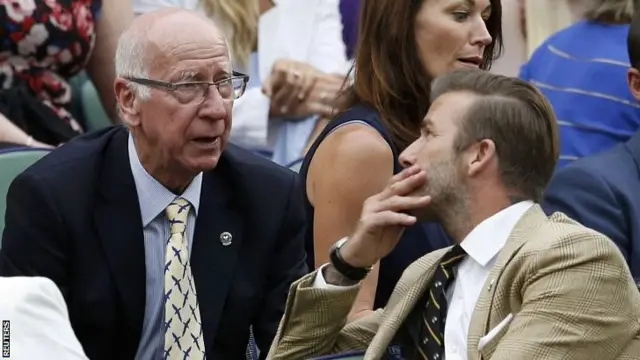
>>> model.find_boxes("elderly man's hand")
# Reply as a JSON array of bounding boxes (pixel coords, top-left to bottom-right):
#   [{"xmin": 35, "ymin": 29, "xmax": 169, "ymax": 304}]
[{"xmin": 338, "ymin": 166, "xmax": 431, "ymax": 269}]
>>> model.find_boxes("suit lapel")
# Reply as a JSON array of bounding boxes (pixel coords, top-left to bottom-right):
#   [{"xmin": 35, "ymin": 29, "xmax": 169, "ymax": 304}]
[
  {"xmin": 466, "ymin": 205, "xmax": 548, "ymax": 360},
  {"xmin": 190, "ymin": 156, "xmax": 244, "ymax": 344},
  {"xmin": 93, "ymin": 128, "xmax": 146, "ymax": 341},
  {"xmin": 366, "ymin": 248, "xmax": 451, "ymax": 359}
]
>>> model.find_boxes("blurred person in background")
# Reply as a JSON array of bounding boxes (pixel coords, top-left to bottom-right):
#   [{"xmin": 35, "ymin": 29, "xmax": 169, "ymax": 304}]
[
  {"xmin": 0, "ymin": 0, "xmax": 133, "ymax": 149},
  {"xmin": 340, "ymin": 0, "xmax": 360, "ymax": 59},
  {"xmin": 489, "ymin": 0, "xmax": 527, "ymax": 77},
  {"xmin": 520, "ymin": 0, "xmax": 639, "ymax": 168},
  {"xmin": 299, "ymin": 0, "xmax": 503, "ymax": 321},
  {"xmin": 543, "ymin": 7, "xmax": 640, "ymax": 285},
  {"xmin": 131, "ymin": 0, "xmax": 350, "ymax": 167}
]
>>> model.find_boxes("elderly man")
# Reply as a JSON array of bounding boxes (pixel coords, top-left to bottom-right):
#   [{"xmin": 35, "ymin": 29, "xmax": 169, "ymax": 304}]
[{"xmin": 0, "ymin": 8, "xmax": 307, "ymax": 360}]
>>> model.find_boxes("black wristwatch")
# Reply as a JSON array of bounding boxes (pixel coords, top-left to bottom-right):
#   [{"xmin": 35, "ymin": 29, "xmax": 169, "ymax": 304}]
[{"xmin": 329, "ymin": 237, "xmax": 372, "ymax": 282}]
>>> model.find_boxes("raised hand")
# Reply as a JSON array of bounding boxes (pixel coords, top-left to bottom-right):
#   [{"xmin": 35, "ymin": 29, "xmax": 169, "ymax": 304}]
[{"xmin": 338, "ymin": 165, "xmax": 431, "ymax": 268}]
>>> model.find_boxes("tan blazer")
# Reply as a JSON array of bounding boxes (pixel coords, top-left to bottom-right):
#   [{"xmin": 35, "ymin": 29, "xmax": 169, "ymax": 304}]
[{"xmin": 267, "ymin": 205, "xmax": 640, "ymax": 360}]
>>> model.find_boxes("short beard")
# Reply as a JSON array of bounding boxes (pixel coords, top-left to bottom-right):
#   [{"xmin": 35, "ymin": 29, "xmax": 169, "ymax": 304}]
[{"xmin": 412, "ymin": 157, "xmax": 471, "ymax": 233}]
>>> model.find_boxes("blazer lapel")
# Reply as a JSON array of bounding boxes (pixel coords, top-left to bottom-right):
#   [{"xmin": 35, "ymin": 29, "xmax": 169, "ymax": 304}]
[
  {"xmin": 189, "ymin": 157, "xmax": 244, "ymax": 344},
  {"xmin": 466, "ymin": 205, "xmax": 548, "ymax": 360},
  {"xmin": 93, "ymin": 128, "xmax": 146, "ymax": 342},
  {"xmin": 366, "ymin": 248, "xmax": 451, "ymax": 359}
]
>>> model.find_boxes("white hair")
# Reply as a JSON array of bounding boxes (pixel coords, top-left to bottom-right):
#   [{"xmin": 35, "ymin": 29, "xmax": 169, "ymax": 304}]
[{"xmin": 115, "ymin": 31, "xmax": 151, "ymax": 100}]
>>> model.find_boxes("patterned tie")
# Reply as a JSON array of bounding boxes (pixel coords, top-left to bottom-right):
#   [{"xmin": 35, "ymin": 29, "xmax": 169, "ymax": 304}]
[
  {"xmin": 163, "ymin": 197, "xmax": 206, "ymax": 360},
  {"xmin": 416, "ymin": 245, "xmax": 468, "ymax": 360}
]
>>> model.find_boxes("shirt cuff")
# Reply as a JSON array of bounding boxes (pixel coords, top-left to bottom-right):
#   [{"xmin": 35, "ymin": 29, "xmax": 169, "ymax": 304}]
[{"xmin": 312, "ymin": 264, "xmax": 360, "ymax": 290}]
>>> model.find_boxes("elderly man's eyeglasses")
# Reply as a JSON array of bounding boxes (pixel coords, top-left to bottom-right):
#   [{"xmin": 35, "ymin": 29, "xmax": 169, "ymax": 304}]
[{"xmin": 126, "ymin": 71, "xmax": 250, "ymax": 104}]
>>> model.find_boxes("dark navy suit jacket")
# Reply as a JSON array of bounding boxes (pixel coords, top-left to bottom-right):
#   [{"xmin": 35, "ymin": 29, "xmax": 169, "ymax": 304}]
[
  {"xmin": 0, "ymin": 126, "xmax": 308, "ymax": 360},
  {"xmin": 543, "ymin": 131, "xmax": 640, "ymax": 279}
]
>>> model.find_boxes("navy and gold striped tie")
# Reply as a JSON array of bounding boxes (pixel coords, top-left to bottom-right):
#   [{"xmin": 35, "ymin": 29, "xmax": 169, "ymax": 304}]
[{"xmin": 417, "ymin": 245, "xmax": 467, "ymax": 360}]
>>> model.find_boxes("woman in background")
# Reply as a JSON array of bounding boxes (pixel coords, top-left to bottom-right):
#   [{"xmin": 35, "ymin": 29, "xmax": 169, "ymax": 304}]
[
  {"xmin": 0, "ymin": 0, "xmax": 133, "ymax": 148},
  {"xmin": 132, "ymin": 0, "xmax": 350, "ymax": 167},
  {"xmin": 520, "ymin": 0, "xmax": 638, "ymax": 168},
  {"xmin": 301, "ymin": 0, "xmax": 503, "ymax": 319}
]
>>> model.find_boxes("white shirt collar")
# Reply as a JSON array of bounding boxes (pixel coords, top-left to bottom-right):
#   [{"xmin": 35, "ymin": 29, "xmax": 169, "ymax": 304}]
[
  {"xmin": 460, "ymin": 201, "xmax": 535, "ymax": 267},
  {"xmin": 127, "ymin": 133, "xmax": 203, "ymax": 227}
]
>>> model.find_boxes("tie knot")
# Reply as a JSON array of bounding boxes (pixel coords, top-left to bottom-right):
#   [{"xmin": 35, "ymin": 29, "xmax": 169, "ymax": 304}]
[
  {"xmin": 165, "ymin": 197, "xmax": 191, "ymax": 235},
  {"xmin": 440, "ymin": 244, "xmax": 467, "ymax": 271}
]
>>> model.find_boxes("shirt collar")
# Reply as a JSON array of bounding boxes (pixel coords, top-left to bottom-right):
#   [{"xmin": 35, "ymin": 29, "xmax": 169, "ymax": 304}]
[
  {"xmin": 128, "ymin": 133, "xmax": 203, "ymax": 227},
  {"xmin": 460, "ymin": 200, "xmax": 535, "ymax": 267}
]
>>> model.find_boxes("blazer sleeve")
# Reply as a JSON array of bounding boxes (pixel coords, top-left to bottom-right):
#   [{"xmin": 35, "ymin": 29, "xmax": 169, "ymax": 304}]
[
  {"xmin": 0, "ymin": 172, "xmax": 70, "ymax": 297},
  {"xmin": 542, "ymin": 165, "xmax": 630, "ymax": 261},
  {"xmin": 266, "ymin": 271, "xmax": 382, "ymax": 360},
  {"xmin": 489, "ymin": 231, "xmax": 640, "ymax": 360},
  {"xmin": 252, "ymin": 172, "xmax": 309, "ymax": 358},
  {"xmin": 7, "ymin": 277, "xmax": 88, "ymax": 360}
]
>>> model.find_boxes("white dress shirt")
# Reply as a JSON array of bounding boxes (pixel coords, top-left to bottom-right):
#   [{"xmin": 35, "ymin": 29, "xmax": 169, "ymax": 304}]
[{"xmin": 314, "ymin": 201, "xmax": 535, "ymax": 359}]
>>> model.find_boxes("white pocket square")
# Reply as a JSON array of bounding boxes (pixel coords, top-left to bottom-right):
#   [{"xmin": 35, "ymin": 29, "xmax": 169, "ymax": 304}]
[{"xmin": 478, "ymin": 313, "xmax": 514, "ymax": 351}]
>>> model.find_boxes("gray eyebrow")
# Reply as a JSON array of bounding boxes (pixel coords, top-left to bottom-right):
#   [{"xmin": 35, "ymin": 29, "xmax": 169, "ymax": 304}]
[
  {"xmin": 176, "ymin": 71, "xmax": 199, "ymax": 82},
  {"xmin": 175, "ymin": 70, "xmax": 235, "ymax": 83}
]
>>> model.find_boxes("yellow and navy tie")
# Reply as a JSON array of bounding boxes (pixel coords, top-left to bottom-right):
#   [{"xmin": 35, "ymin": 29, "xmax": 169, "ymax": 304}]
[
  {"xmin": 163, "ymin": 197, "xmax": 205, "ymax": 360},
  {"xmin": 417, "ymin": 244, "xmax": 467, "ymax": 360}
]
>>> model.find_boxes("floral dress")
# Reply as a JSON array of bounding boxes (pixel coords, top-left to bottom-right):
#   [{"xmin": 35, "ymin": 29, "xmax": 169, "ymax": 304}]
[{"xmin": 0, "ymin": 0, "xmax": 102, "ymax": 135}]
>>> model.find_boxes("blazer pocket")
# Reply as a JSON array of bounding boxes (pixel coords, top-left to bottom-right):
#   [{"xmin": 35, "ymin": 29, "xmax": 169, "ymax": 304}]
[{"xmin": 478, "ymin": 313, "xmax": 514, "ymax": 351}]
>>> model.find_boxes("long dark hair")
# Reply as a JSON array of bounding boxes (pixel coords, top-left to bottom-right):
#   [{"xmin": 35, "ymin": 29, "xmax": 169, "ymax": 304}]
[{"xmin": 338, "ymin": 0, "xmax": 504, "ymax": 150}]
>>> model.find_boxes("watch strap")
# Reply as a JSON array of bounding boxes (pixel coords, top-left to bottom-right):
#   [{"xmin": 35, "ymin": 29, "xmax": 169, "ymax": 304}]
[{"xmin": 329, "ymin": 239, "xmax": 370, "ymax": 282}]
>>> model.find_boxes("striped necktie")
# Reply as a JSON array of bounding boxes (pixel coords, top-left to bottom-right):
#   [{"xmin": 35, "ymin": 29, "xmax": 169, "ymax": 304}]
[
  {"xmin": 163, "ymin": 197, "xmax": 205, "ymax": 360},
  {"xmin": 416, "ymin": 245, "xmax": 467, "ymax": 360}
]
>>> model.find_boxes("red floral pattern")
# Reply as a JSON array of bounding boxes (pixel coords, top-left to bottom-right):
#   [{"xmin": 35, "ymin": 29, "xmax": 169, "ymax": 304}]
[{"xmin": 0, "ymin": 0, "xmax": 101, "ymax": 132}]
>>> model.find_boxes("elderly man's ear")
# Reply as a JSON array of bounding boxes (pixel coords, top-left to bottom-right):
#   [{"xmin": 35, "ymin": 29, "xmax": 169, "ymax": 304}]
[{"xmin": 114, "ymin": 78, "xmax": 141, "ymax": 127}]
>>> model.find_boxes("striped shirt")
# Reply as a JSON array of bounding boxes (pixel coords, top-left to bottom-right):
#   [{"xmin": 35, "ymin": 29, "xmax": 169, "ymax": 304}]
[{"xmin": 520, "ymin": 20, "xmax": 640, "ymax": 168}]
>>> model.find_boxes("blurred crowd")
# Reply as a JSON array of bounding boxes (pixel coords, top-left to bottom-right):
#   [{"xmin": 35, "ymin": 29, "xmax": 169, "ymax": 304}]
[{"xmin": 2, "ymin": 0, "xmax": 640, "ymax": 359}]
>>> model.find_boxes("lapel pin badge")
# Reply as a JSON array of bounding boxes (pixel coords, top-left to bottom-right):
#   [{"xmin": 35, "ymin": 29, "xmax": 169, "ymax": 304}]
[
  {"xmin": 487, "ymin": 278, "xmax": 495, "ymax": 292},
  {"xmin": 220, "ymin": 232, "xmax": 233, "ymax": 246}
]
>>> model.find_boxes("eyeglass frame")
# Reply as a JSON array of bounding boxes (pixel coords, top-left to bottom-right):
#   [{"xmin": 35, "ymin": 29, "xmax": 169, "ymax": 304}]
[{"xmin": 124, "ymin": 71, "xmax": 250, "ymax": 103}]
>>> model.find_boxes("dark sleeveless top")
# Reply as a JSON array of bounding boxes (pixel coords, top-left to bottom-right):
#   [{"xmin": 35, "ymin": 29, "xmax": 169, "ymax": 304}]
[{"xmin": 299, "ymin": 103, "xmax": 452, "ymax": 308}]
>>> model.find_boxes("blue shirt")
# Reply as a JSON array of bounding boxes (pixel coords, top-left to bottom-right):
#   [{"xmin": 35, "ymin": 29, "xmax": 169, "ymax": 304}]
[
  {"xmin": 127, "ymin": 134, "xmax": 203, "ymax": 360},
  {"xmin": 520, "ymin": 20, "xmax": 640, "ymax": 168}
]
